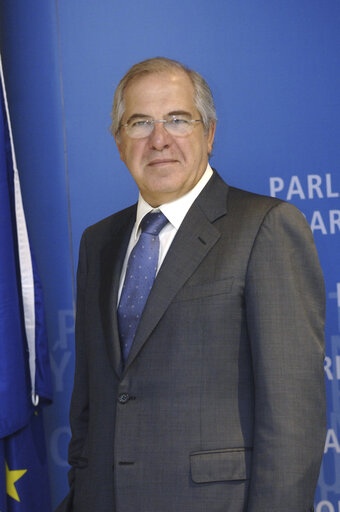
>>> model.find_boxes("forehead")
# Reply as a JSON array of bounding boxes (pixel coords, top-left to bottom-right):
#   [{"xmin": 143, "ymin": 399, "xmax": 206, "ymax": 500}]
[{"xmin": 122, "ymin": 70, "xmax": 197, "ymax": 117}]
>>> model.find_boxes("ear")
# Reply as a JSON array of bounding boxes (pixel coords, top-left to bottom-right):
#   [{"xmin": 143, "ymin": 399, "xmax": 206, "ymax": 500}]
[
  {"xmin": 206, "ymin": 121, "xmax": 216, "ymax": 154},
  {"xmin": 114, "ymin": 134, "xmax": 125, "ymax": 162}
]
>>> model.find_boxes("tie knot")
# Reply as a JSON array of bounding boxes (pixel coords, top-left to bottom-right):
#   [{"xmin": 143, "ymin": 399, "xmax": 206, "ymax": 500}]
[{"xmin": 140, "ymin": 211, "xmax": 168, "ymax": 235}]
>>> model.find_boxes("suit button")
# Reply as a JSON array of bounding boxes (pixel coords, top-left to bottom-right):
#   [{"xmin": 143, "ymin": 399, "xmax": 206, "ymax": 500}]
[{"xmin": 118, "ymin": 393, "xmax": 129, "ymax": 404}]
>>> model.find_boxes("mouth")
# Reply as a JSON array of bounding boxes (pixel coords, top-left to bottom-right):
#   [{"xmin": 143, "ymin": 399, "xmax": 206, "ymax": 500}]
[{"xmin": 147, "ymin": 159, "xmax": 178, "ymax": 167}]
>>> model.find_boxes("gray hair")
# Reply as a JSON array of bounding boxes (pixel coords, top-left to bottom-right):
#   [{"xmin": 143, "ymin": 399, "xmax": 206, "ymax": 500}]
[{"xmin": 110, "ymin": 57, "xmax": 217, "ymax": 138}]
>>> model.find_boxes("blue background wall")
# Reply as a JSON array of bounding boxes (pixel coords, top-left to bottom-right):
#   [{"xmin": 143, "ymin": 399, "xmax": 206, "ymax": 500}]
[{"xmin": 0, "ymin": 1, "xmax": 339, "ymax": 510}]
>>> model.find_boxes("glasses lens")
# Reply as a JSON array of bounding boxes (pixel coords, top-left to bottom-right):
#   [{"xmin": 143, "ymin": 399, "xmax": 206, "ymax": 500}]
[
  {"xmin": 165, "ymin": 116, "xmax": 193, "ymax": 136},
  {"xmin": 126, "ymin": 118, "xmax": 153, "ymax": 138},
  {"xmin": 124, "ymin": 116, "xmax": 200, "ymax": 138}
]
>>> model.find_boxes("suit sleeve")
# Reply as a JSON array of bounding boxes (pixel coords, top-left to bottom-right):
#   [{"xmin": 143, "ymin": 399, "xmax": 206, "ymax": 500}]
[
  {"xmin": 245, "ymin": 201, "xmax": 326, "ymax": 512},
  {"xmin": 55, "ymin": 233, "xmax": 89, "ymax": 511}
]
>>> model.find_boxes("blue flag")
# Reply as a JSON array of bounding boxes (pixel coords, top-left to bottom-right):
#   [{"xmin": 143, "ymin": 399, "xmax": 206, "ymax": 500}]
[{"xmin": 0, "ymin": 56, "xmax": 52, "ymax": 511}]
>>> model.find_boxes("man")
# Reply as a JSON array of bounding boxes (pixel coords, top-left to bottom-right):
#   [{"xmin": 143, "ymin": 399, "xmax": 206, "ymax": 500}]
[{"xmin": 57, "ymin": 57, "xmax": 326, "ymax": 512}]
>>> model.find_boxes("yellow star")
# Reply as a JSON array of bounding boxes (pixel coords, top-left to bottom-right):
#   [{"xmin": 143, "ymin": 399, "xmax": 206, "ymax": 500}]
[{"xmin": 5, "ymin": 461, "xmax": 27, "ymax": 502}]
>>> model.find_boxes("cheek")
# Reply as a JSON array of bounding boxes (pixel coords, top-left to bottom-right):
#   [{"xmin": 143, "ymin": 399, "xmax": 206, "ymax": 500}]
[
  {"xmin": 119, "ymin": 146, "xmax": 133, "ymax": 165},
  {"xmin": 175, "ymin": 141, "xmax": 192, "ymax": 163},
  {"xmin": 180, "ymin": 138, "xmax": 205, "ymax": 163},
  {"xmin": 128, "ymin": 142, "xmax": 147, "ymax": 163}
]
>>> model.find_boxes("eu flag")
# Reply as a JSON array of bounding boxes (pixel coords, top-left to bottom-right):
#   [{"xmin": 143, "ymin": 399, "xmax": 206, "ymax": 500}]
[{"xmin": 0, "ymin": 56, "xmax": 53, "ymax": 511}]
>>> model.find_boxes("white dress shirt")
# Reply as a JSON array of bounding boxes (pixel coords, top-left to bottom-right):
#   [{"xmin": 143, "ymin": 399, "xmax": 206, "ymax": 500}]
[{"xmin": 118, "ymin": 164, "xmax": 213, "ymax": 302}]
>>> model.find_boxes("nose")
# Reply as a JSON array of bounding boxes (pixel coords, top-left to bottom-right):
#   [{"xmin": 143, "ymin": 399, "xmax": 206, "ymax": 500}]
[{"xmin": 148, "ymin": 121, "xmax": 171, "ymax": 150}]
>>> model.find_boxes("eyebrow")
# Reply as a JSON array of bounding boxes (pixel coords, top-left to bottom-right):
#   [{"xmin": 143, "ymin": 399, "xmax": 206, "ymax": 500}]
[
  {"xmin": 125, "ymin": 110, "xmax": 193, "ymax": 124},
  {"xmin": 125, "ymin": 113, "xmax": 150, "ymax": 124},
  {"xmin": 167, "ymin": 110, "xmax": 192, "ymax": 117}
]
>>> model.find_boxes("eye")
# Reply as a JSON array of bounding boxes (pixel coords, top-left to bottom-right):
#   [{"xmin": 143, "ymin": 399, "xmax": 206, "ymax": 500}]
[
  {"xmin": 131, "ymin": 119, "xmax": 152, "ymax": 128},
  {"xmin": 170, "ymin": 116, "xmax": 190, "ymax": 125}
]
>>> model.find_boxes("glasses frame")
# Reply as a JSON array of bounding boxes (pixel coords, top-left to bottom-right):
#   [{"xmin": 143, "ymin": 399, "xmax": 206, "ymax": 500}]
[{"xmin": 119, "ymin": 115, "xmax": 202, "ymax": 139}]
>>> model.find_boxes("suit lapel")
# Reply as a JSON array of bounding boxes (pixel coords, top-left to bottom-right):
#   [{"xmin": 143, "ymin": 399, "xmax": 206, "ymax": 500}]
[
  {"xmin": 124, "ymin": 172, "xmax": 229, "ymax": 373},
  {"xmin": 99, "ymin": 207, "xmax": 136, "ymax": 378}
]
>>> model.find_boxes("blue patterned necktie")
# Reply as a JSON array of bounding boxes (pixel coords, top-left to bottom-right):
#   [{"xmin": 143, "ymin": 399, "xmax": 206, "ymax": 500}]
[{"xmin": 118, "ymin": 211, "xmax": 168, "ymax": 363}]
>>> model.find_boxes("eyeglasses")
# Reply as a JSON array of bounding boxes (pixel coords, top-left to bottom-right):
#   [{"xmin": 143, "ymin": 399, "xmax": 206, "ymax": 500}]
[{"xmin": 119, "ymin": 114, "xmax": 202, "ymax": 139}]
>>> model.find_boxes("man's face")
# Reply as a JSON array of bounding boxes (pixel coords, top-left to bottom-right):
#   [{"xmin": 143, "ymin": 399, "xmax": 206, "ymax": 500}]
[{"xmin": 115, "ymin": 70, "xmax": 215, "ymax": 207}]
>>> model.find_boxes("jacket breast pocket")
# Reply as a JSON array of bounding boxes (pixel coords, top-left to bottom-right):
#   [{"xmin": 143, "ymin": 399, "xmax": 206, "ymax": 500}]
[
  {"xmin": 173, "ymin": 277, "xmax": 234, "ymax": 303},
  {"xmin": 190, "ymin": 447, "xmax": 252, "ymax": 483}
]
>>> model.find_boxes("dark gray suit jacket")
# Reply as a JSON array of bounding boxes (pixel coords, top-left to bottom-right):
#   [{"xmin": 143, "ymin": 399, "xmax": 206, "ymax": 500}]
[{"xmin": 56, "ymin": 171, "xmax": 326, "ymax": 512}]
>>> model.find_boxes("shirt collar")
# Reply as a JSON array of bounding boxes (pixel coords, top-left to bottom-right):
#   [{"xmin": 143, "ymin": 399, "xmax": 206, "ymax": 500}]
[{"xmin": 134, "ymin": 164, "xmax": 213, "ymax": 239}]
